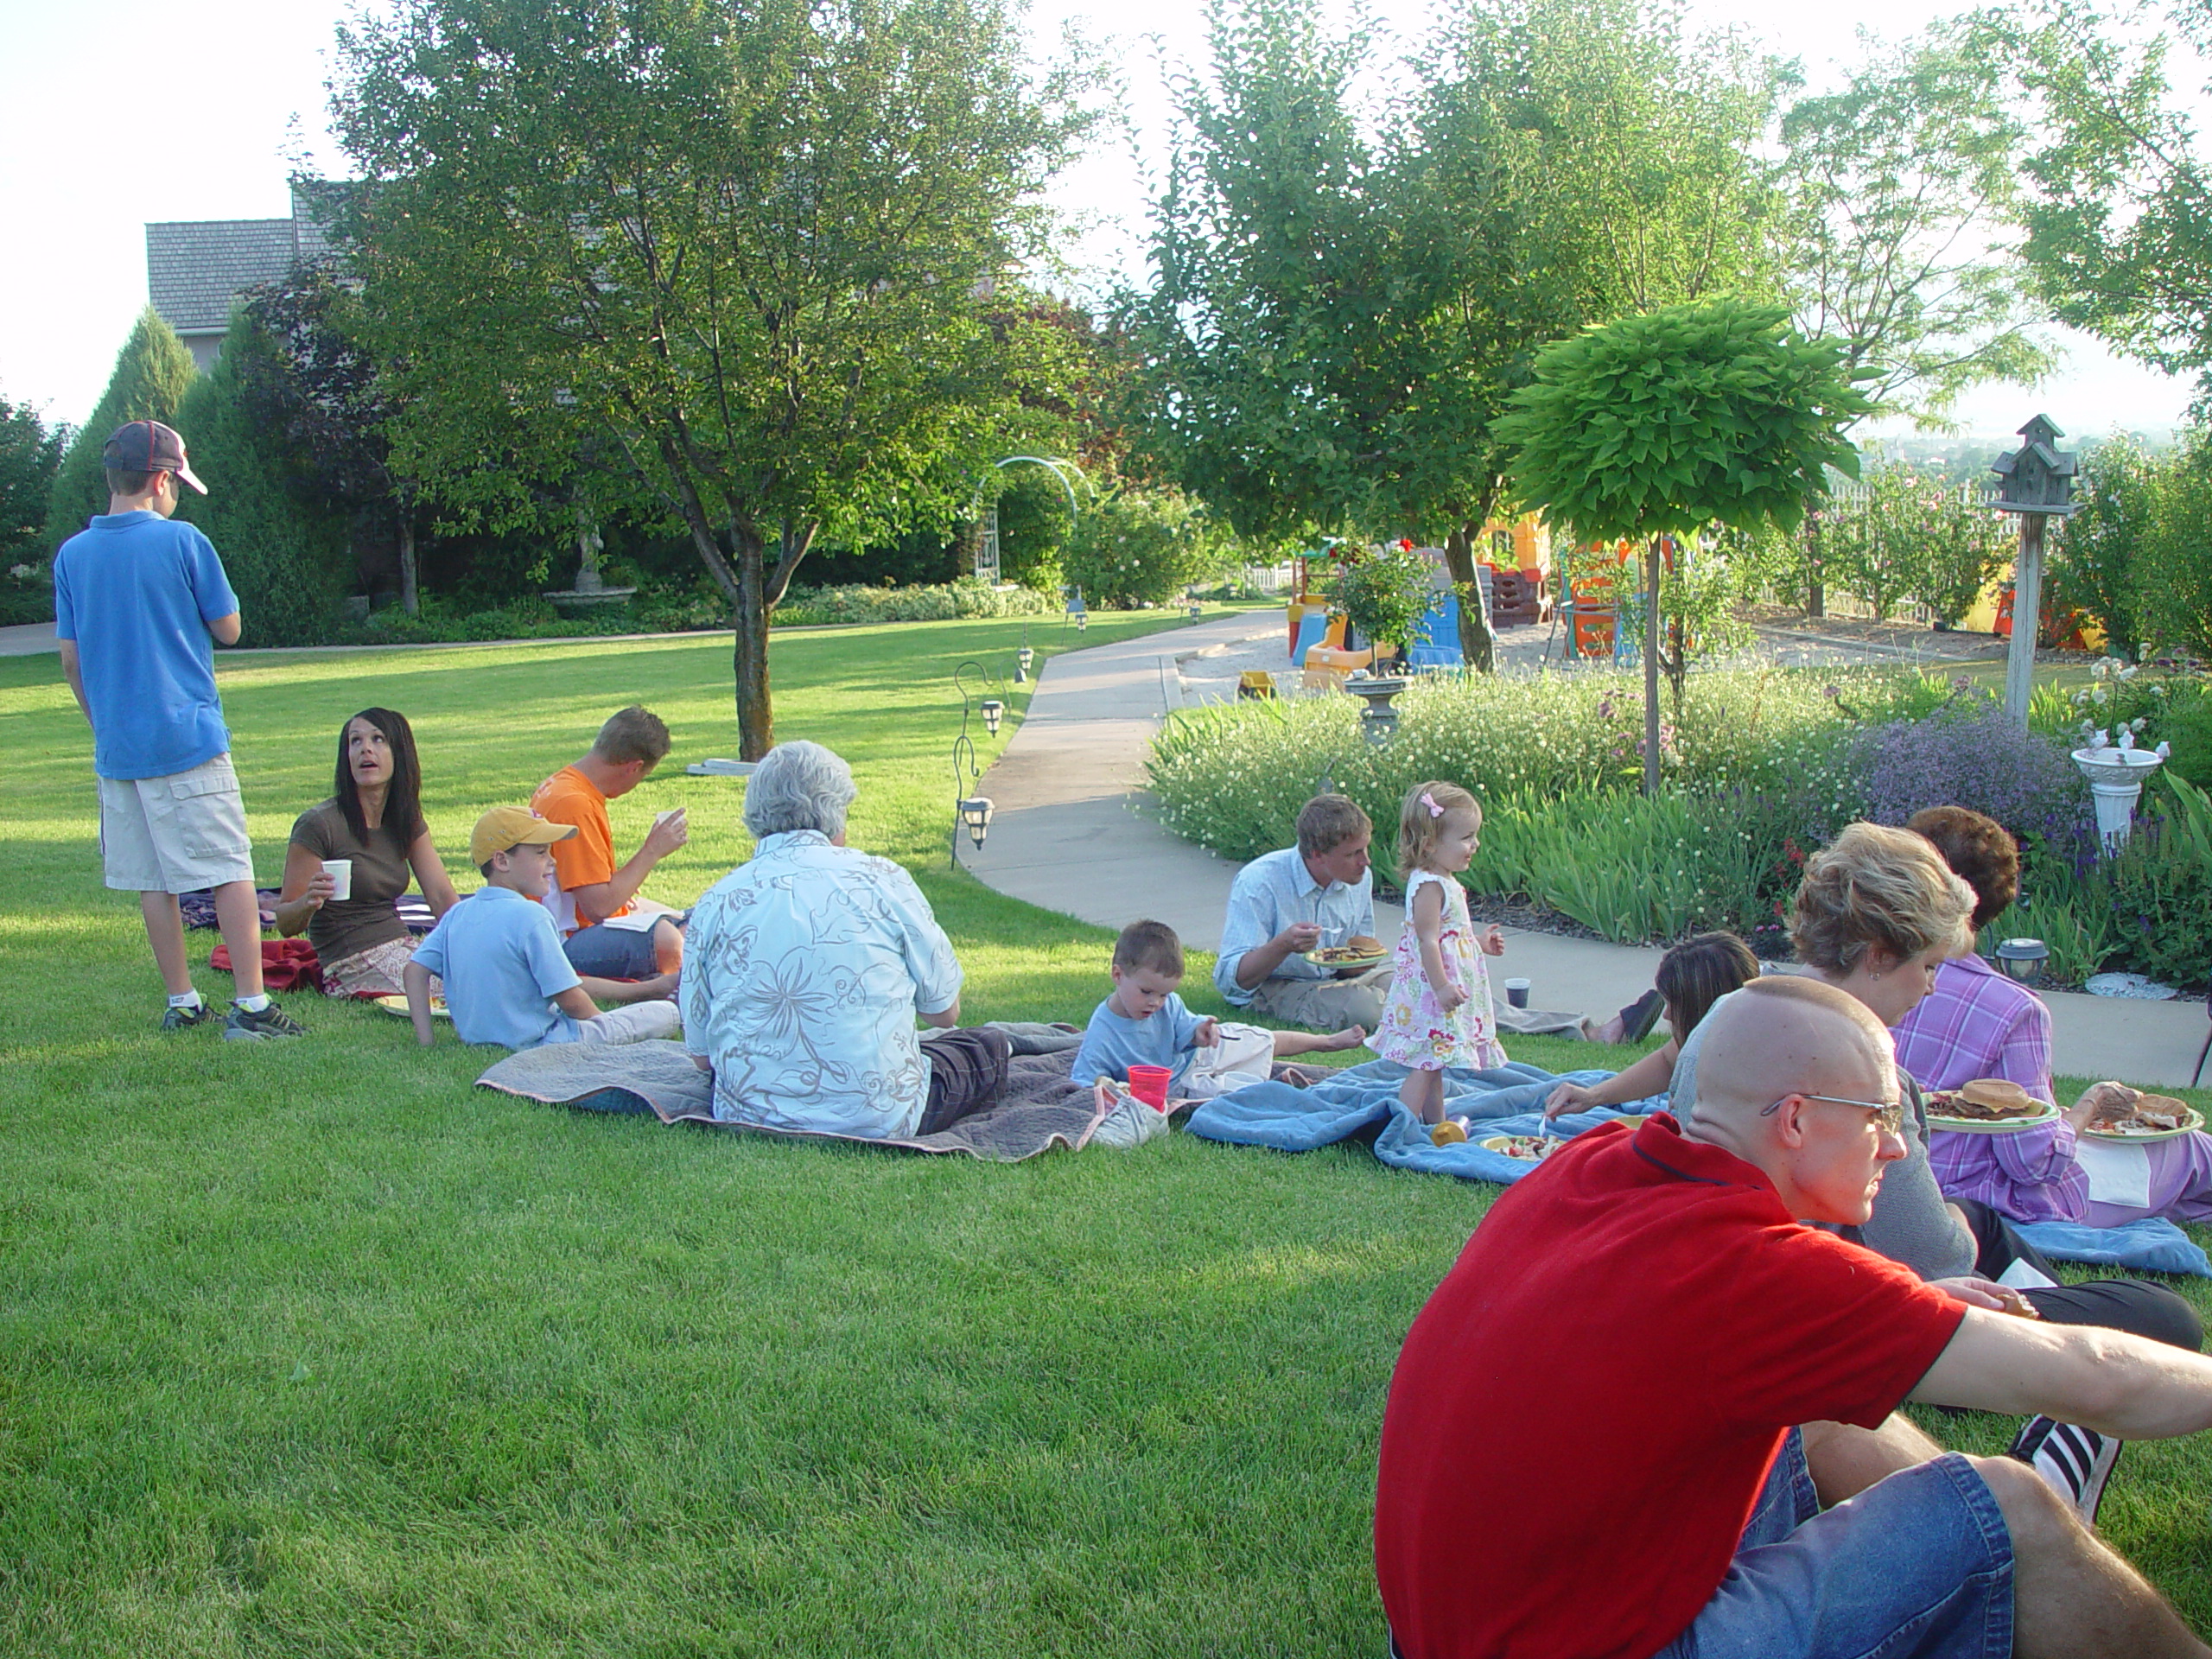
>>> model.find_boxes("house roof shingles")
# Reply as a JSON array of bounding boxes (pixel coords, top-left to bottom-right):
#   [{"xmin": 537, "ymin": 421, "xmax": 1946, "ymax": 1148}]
[{"xmin": 144, "ymin": 186, "xmax": 353, "ymax": 335}]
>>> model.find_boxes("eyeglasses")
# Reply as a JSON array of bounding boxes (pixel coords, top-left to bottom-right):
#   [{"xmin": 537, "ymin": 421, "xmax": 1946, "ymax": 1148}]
[{"xmin": 1760, "ymin": 1092, "xmax": 1905, "ymax": 1136}]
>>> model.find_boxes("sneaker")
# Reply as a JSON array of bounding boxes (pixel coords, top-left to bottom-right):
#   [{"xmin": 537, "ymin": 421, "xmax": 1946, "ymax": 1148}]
[
  {"xmin": 2010, "ymin": 1415, "xmax": 2123, "ymax": 1526},
  {"xmin": 225, "ymin": 1001, "xmax": 308, "ymax": 1041},
  {"xmin": 160, "ymin": 1001, "xmax": 216, "ymax": 1031},
  {"xmin": 1623, "ymin": 988, "xmax": 1668, "ymax": 1044}
]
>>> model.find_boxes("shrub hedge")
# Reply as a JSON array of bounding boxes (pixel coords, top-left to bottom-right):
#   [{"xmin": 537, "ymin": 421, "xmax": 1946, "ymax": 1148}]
[{"xmin": 1147, "ymin": 666, "xmax": 2212, "ymax": 990}]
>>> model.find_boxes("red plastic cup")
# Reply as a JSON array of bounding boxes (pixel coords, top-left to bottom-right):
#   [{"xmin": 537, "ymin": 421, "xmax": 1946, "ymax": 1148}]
[{"xmin": 1126, "ymin": 1065, "xmax": 1173, "ymax": 1112}]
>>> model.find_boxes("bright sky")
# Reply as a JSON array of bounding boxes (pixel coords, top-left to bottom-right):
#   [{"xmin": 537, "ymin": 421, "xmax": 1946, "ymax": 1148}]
[{"xmin": 0, "ymin": 0, "xmax": 2193, "ymax": 444}]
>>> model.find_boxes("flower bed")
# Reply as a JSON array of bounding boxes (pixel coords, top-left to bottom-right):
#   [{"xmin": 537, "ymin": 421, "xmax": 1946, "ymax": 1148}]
[{"xmin": 1147, "ymin": 665, "xmax": 2212, "ymax": 989}]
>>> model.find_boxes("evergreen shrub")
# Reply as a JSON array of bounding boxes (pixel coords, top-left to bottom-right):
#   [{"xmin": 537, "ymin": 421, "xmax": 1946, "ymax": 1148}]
[{"xmin": 172, "ymin": 316, "xmax": 346, "ymax": 648}]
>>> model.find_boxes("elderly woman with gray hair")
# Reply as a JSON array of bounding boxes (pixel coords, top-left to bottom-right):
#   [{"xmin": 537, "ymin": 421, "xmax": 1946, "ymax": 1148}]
[{"xmin": 680, "ymin": 741, "xmax": 1009, "ymax": 1138}]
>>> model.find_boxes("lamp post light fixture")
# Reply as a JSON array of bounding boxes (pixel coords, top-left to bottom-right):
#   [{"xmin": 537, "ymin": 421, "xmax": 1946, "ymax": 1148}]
[
  {"xmin": 953, "ymin": 658, "xmax": 995, "ymax": 740},
  {"xmin": 981, "ymin": 697, "xmax": 1004, "ymax": 737},
  {"xmin": 1015, "ymin": 631, "xmax": 1034, "ymax": 684},
  {"xmin": 958, "ymin": 794, "xmax": 995, "ymax": 850},
  {"xmin": 950, "ymin": 734, "xmax": 993, "ymax": 863},
  {"xmin": 1993, "ymin": 938, "xmax": 2049, "ymax": 985}
]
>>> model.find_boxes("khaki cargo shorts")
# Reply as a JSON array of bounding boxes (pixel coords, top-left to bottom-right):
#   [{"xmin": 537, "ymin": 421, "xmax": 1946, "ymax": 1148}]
[{"xmin": 98, "ymin": 753, "xmax": 256, "ymax": 893}]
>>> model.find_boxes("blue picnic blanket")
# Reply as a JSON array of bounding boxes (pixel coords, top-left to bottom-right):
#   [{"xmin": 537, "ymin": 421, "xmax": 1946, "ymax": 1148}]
[
  {"xmin": 1188, "ymin": 1060, "xmax": 2212, "ymax": 1274},
  {"xmin": 2017, "ymin": 1217, "xmax": 2211, "ymax": 1278},
  {"xmin": 1184, "ymin": 1058, "xmax": 1659, "ymax": 1183}
]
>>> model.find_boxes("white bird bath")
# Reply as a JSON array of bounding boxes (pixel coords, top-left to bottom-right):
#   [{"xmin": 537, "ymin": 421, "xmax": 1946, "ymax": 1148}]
[{"xmin": 2071, "ymin": 741, "xmax": 2165, "ymax": 855}]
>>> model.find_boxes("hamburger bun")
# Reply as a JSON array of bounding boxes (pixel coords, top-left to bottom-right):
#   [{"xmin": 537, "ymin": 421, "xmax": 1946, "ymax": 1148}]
[{"xmin": 1959, "ymin": 1077, "xmax": 2038, "ymax": 1112}]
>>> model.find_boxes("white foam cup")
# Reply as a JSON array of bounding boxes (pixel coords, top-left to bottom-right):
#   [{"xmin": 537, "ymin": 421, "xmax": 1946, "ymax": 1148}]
[{"xmin": 322, "ymin": 859, "xmax": 353, "ymax": 901}]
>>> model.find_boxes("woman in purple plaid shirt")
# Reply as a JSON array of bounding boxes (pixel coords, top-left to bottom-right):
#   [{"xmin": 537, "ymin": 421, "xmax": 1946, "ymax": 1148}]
[{"xmin": 1901, "ymin": 806, "xmax": 2212, "ymax": 1228}]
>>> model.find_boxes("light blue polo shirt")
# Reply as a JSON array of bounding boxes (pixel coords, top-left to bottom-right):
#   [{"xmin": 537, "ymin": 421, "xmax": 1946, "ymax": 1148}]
[
  {"xmin": 52, "ymin": 511, "xmax": 238, "ymax": 780},
  {"xmin": 1071, "ymin": 992, "xmax": 1208, "ymax": 1088},
  {"xmin": 410, "ymin": 886, "xmax": 585, "ymax": 1049}
]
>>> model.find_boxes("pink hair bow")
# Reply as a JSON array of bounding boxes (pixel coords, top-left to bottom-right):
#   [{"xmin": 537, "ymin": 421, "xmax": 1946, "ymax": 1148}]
[{"xmin": 1421, "ymin": 791, "xmax": 1444, "ymax": 818}]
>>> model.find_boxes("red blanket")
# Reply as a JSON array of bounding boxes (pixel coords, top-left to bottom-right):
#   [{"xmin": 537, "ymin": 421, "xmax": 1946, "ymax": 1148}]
[{"xmin": 210, "ymin": 938, "xmax": 324, "ymax": 993}]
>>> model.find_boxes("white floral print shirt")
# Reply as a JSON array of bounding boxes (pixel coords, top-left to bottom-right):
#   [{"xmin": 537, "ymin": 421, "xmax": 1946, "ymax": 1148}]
[{"xmin": 682, "ymin": 831, "xmax": 963, "ymax": 1138}]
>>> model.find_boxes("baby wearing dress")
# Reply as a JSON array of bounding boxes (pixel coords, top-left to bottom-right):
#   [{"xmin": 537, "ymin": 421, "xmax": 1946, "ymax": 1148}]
[{"xmin": 1374, "ymin": 780, "xmax": 1509, "ymax": 1125}]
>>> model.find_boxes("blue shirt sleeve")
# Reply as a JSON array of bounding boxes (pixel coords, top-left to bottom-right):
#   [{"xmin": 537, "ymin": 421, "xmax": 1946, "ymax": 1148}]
[
  {"xmin": 185, "ymin": 527, "xmax": 240, "ymax": 625},
  {"xmin": 1165, "ymin": 993, "xmax": 1205, "ymax": 1051},
  {"xmin": 52, "ymin": 551, "xmax": 75, "ymax": 641},
  {"xmin": 1071, "ymin": 1001, "xmax": 1121, "ymax": 1084},
  {"xmin": 411, "ymin": 912, "xmax": 451, "ymax": 978},
  {"xmin": 1214, "ymin": 861, "xmax": 1275, "ymax": 1006},
  {"xmin": 524, "ymin": 904, "xmax": 583, "ymax": 1000},
  {"xmin": 877, "ymin": 856, "xmax": 963, "ymax": 1015}
]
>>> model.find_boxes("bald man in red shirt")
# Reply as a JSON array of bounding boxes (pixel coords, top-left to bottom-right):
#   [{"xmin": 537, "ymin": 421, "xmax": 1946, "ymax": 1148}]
[{"xmin": 1376, "ymin": 976, "xmax": 2212, "ymax": 1659}]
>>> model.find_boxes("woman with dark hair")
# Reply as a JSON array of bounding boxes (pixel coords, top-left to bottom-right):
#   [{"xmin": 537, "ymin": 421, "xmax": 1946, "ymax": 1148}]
[
  {"xmin": 1892, "ymin": 804, "xmax": 2052, "ymax": 1098},
  {"xmin": 276, "ymin": 709, "xmax": 461, "ymax": 996},
  {"xmin": 1542, "ymin": 931, "xmax": 1759, "ymax": 1116},
  {"xmin": 1906, "ymin": 804, "xmax": 2212, "ymax": 1231}
]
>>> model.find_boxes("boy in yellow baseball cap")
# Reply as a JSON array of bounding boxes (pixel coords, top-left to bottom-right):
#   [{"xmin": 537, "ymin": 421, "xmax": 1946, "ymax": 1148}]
[{"xmin": 402, "ymin": 806, "xmax": 680, "ymax": 1049}]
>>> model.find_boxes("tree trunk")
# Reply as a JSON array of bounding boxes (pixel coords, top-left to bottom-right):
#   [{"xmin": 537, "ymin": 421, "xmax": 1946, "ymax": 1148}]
[
  {"xmin": 397, "ymin": 514, "xmax": 419, "ymax": 617},
  {"xmin": 733, "ymin": 524, "xmax": 774, "ymax": 760},
  {"xmin": 1643, "ymin": 536, "xmax": 1663, "ymax": 797},
  {"xmin": 1445, "ymin": 519, "xmax": 1496, "ymax": 674}
]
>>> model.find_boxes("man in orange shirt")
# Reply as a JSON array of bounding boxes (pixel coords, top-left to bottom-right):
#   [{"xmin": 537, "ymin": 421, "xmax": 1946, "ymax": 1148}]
[{"xmin": 531, "ymin": 706, "xmax": 689, "ymax": 979}]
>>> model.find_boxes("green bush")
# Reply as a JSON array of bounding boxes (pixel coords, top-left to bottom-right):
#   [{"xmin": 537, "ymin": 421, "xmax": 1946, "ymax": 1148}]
[
  {"xmin": 43, "ymin": 308, "xmax": 198, "ymax": 553},
  {"xmin": 1815, "ymin": 465, "xmax": 2007, "ymax": 625},
  {"xmin": 0, "ymin": 562, "xmax": 54, "ymax": 626},
  {"xmin": 1326, "ymin": 543, "xmax": 1435, "ymax": 655},
  {"xmin": 1059, "ymin": 486, "xmax": 1235, "ymax": 608},
  {"xmin": 2148, "ymin": 679, "xmax": 2212, "ymax": 792},
  {"xmin": 1140, "ymin": 660, "xmax": 2212, "ymax": 983},
  {"xmin": 2107, "ymin": 773, "xmax": 2212, "ymax": 991},
  {"xmin": 2138, "ymin": 434, "xmax": 2212, "ymax": 662},
  {"xmin": 775, "ymin": 578, "xmax": 1057, "ymax": 626},
  {"xmin": 172, "ymin": 315, "xmax": 346, "ymax": 649},
  {"xmin": 2050, "ymin": 436, "xmax": 2158, "ymax": 658},
  {"xmin": 1145, "ymin": 664, "xmax": 1939, "ymax": 869}
]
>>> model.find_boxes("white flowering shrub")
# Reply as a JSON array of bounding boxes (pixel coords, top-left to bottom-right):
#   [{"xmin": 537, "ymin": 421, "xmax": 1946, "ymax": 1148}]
[{"xmin": 1147, "ymin": 665, "xmax": 1950, "ymax": 945}]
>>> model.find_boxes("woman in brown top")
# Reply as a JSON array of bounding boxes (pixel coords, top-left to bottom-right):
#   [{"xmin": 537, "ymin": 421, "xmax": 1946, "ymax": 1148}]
[{"xmin": 276, "ymin": 708, "xmax": 461, "ymax": 995}]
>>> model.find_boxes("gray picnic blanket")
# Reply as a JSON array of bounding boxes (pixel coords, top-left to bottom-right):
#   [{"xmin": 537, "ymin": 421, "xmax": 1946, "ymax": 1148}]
[{"xmin": 475, "ymin": 1028, "xmax": 1117, "ymax": 1161}]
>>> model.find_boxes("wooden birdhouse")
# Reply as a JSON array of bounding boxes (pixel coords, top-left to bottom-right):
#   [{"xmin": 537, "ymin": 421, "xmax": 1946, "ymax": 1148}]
[{"xmin": 1991, "ymin": 414, "xmax": 2080, "ymax": 516}]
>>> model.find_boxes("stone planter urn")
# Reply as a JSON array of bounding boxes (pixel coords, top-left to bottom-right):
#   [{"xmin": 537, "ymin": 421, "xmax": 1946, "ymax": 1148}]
[{"xmin": 1345, "ymin": 674, "xmax": 1409, "ymax": 747}]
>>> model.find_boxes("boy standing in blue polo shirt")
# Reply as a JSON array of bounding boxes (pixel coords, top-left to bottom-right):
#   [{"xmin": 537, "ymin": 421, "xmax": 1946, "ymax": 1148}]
[{"xmin": 53, "ymin": 420, "xmax": 304, "ymax": 1039}]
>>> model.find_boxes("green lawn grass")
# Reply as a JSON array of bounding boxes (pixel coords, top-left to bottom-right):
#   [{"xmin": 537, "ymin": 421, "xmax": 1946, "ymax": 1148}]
[{"xmin": 3, "ymin": 613, "xmax": 2209, "ymax": 1654}]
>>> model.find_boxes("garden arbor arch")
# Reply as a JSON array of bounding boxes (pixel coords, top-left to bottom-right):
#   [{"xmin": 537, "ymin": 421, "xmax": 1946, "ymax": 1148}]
[{"xmin": 972, "ymin": 455, "xmax": 1081, "ymax": 582}]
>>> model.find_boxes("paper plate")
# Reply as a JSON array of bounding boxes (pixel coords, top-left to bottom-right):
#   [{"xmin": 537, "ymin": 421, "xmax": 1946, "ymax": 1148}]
[
  {"xmin": 1478, "ymin": 1134, "xmax": 1560, "ymax": 1163},
  {"xmin": 2086, "ymin": 1104, "xmax": 2204, "ymax": 1143},
  {"xmin": 1304, "ymin": 949, "xmax": 1387, "ymax": 970},
  {"xmin": 1924, "ymin": 1099, "xmax": 2061, "ymax": 1135},
  {"xmin": 371, "ymin": 994, "xmax": 449, "ymax": 1020}
]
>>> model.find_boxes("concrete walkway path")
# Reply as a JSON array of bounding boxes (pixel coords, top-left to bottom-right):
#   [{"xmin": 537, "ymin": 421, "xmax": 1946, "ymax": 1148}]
[
  {"xmin": 0, "ymin": 622, "xmax": 57, "ymax": 656},
  {"xmin": 964, "ymin": 612, "xmax": 2212, "ymax": 1090}
]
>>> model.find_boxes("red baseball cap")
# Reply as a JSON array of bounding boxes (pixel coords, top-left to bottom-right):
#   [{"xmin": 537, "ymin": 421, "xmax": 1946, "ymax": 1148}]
[{"xmin": 102, "ymin": 420, "xmax": 207, "ymax": 494}]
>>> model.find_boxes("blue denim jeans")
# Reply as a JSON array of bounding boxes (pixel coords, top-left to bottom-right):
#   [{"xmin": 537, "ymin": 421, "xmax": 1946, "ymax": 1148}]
[
  {"xmin": 1387, "ymin": 1435, "xmax": 2013, "ymax": 1659},
  {"xmin": 1656, "ymin": 1430, "xmax": 2014, "ymax": 1659},
  {"xmin": 561, "ymin": 919, "xmax": 664, "ymax": 980}
]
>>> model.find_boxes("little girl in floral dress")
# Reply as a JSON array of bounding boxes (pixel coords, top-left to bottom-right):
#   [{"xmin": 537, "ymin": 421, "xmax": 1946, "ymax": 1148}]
[{"xmin": 1374, "ymin": 780, "xmax": 1509, "ymax": 1124}]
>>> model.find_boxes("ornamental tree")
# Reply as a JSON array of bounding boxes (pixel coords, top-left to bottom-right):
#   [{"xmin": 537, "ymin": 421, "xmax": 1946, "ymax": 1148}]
[
  {"xmin": 330, "ymin": 0, "xmax": 1094, "ymax": 756},
  {"xmin": 1495, "ymin": 296, "xmax": 1872, "ymax": 791},
  {"xmin": 42, "ymin": 308, "xmax": 197, "ymax": 551}
]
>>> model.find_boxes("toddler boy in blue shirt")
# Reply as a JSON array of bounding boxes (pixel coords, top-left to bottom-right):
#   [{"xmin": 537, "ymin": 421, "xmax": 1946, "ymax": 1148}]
[
  {"xmin": 405, "ymin": 806, "xmax": 682, "ymax": 1050},
  {"xmin": 1072, "ymin": 919, "xmax": 1364, "ymax": 1102}
]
